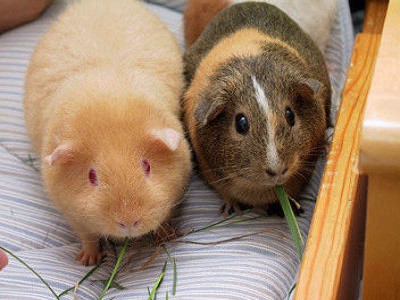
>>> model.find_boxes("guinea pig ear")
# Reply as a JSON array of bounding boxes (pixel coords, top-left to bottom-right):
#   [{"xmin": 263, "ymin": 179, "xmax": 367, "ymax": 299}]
[
  {"xmin": 195, "ymin": 98, "xmax": 225, "ymax": 127},
  {"xmin": 296, "ymin": 79, "xmax": 323, "ymax": 101},
  {"xmin": 150, "ymin": 128, "xmax": 182, "ymax": 152},
  {"xmin": 44, "ymin": 142, "xmax": 74, "ymax": 166}
]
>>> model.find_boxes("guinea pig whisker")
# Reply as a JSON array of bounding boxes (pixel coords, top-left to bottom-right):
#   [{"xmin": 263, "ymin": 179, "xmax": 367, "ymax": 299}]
[
  {"xmin": 209, "ymin": 173, "xmax": 239, "ymax": 185},
  {"xmin": 291, "ymin": 169, "xmax": 309, "ymax": 181},
  {"xmin": 299, "ymin": 162, "xmax": 318, "ymax": 167},
  {"xmin": 201, "ymin": 165, "xmax": 242, "ymax": 175}
]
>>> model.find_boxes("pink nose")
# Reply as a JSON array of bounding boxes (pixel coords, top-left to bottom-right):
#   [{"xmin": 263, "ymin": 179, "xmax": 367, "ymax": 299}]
[{"xmin": 117, "ymin": 220, "xmax": 140, "ymax": 229}]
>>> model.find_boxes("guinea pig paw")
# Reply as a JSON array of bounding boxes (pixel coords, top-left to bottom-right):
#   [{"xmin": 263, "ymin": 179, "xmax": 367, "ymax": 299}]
[
  {"xmin": 75, "ymin": 246, "xmax": 103, "ymax": 266},
  {"xmin": 219, "ymin": 203, "xmax": 241, "ymax": 217}
]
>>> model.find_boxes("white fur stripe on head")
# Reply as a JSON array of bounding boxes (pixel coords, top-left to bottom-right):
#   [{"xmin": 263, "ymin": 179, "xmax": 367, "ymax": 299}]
[
  {"xmin": 252, "ymin": 76, "xmax": 268, "ymax": 117},
  {"xmin": 252, "ymin": 76, "xmax": 280, "ymax": 170}
]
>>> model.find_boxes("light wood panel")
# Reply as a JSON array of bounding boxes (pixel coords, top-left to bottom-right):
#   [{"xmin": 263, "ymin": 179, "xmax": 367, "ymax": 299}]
[
  {"xmin": 361, "ymin": 0, "xmax": 400, "ymax": 297},
  {"xmin": 295, "ymin": 1, "xmax": 387, "ymax": 298},
  {"xmin": 361, "ymin": 0, "xmax": 400, "ymax": 174}
]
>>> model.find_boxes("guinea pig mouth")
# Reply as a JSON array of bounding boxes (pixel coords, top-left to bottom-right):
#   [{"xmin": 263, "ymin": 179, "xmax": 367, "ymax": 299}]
[
  {"xmin": 236, "ymin": 173, "xmax": 276, "ymax": 187},
  {"xmin": 274, "ymin": 176, "xmax": 287, "ymax": 185}
]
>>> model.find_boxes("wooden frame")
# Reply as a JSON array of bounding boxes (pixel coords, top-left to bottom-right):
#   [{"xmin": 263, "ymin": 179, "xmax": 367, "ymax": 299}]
[
  {"xmin": 360, "ymin": 0, "xmax": 400, "ymax": 298},
  {"xmin": 295, "ymin": 1, "xmax": 389, "ymax": 298}
]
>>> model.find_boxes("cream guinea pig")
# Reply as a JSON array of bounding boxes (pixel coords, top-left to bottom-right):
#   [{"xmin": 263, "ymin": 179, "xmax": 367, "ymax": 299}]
[
  {"xmin": 183, "ymin": 2, "xmax": 331, "ymax": 215},
  {"xmin": 24, "ymin": 0, "xmax": 191, "ymax": 265}
]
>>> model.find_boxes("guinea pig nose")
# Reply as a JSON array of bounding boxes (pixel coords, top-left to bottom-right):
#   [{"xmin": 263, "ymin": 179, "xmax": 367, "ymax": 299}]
[
  {"xmin": 266, "ymin": 169, "xmax": 277, "ymax": 177},
  {"xmin": 117, "ymin": 222, "xmax": 126, "ymax": 229},
  {"xmin": 117, "ymin": 220, "xmax": 140, "ymax": 229}
]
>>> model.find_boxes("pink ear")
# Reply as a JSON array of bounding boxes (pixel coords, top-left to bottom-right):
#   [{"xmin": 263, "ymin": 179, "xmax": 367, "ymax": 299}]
[
  {"xmin": 150, "ymin": 128, "xmax": 182, "ymax": 151},
  {"xmin": 44, "ymin": 143, "xmax": 74, "ymax": 166}
]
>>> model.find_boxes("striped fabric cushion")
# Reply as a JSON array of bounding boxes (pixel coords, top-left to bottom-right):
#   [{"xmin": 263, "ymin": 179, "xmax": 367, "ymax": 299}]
[
  {"xmin": 145, "ymin": 0, "xmax": 186, "ymax": 12},
  {"xmin": 0, "ymin": 1, "xmax": 353, "ymax": 299}
]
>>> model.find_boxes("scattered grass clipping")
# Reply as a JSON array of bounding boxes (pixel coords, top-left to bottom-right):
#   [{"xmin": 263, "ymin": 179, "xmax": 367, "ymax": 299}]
[
  {"xmin": 98, "ymin": 237, "xmax": 129, "ymax": 300},
  {"xmin": 162, "ymin": 245, "xmax": 177, "ymax": 295},
  {"xmin": 0, "ymin": 246, "xmax": 60, "ymax": 299},
  {"xmin": 148, "ymin": 261, "xmax": 167, "ymax": 300},
  {"xmin": 58, "ymin": 259, "xmax": 105, "ymax": 297},
  {"xmin": 275, "ymin": 185, "xmax": 304, "ymax": 258}
]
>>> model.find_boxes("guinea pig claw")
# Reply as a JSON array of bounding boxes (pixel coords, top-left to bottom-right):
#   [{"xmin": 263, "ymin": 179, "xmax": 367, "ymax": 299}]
[{"xmin": 218, "ymin": 204, "xmax": 226, "ymax": 215}]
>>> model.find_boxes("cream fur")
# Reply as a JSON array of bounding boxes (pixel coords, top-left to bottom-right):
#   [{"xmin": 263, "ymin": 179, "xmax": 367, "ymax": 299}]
[{"xmin": 24, "ymin": 0, "xmax": 191, "ymax": 265}]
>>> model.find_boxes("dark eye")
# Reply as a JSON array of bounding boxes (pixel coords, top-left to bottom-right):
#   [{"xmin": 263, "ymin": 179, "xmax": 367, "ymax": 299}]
[
  {"xmin": 235, "ymin": 113, "xmax": 249, "ymax": 135},
  {"xmin": 285, "ymin": 107, "xmax": 295, "ymax": 127},
  {"xmin": 89, "ymin": 168, "xmax": 98, "ymax": 186},
  {"xmin": 141, "ymin": 159, "xmax": 151, "ymax": 177}
]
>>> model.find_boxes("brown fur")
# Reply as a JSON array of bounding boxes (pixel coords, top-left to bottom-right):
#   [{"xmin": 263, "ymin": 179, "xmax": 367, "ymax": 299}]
[
  {"xmin": 24, "ymin": 0, "xmax": 191, "ymax": 265},
  {"xmin": 183, "ymin": 3, "xmax": 330, "ymax": 213},
  {"xmin": 184, "ymin": 0, "xmax": 229, "ymax": 47},
  {"xmin": 184, "ymin": 28, "xmax": 308, "ymax": 124}
]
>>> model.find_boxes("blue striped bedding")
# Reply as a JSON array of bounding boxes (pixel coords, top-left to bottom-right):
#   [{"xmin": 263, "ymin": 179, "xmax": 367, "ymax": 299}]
[{"xmin": 0, "ymin": 0, "xmax": 353, "ymax": 299}]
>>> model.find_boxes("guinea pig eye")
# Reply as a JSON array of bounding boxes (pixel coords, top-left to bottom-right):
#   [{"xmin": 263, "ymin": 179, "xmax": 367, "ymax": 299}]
[
  {"xmin": 285, "ymin": 107, "xmax": 295, "ymax": 127},
  {"xmin": 235, "ymin": 113, "xmax": 249, "ymax": 135},
  {"xmin": 141, "ymin": 159, "xmax": 151, "ymax": 177},
  {"xmin": 88, "ymin": 168, "xmax": 98, "ymax": 186}
]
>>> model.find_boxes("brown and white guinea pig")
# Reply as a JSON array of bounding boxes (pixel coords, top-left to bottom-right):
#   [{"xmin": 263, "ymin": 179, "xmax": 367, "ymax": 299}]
[
  {"xmin": 184, "ymin": 0, "xmax": 337, "ymax": 52},
  {"xmin": 24, "ymin": 0, "xmax": 191, "ymax": 265},
  {"xmin": 183, "ymin": 2, "xmax": 331, "ymax": 215}
]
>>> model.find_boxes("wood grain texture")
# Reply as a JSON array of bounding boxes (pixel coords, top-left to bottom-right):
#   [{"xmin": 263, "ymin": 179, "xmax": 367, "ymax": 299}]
[{"xmin": 295, "ymin": 1, "xmax": 387, "ymax": 297}]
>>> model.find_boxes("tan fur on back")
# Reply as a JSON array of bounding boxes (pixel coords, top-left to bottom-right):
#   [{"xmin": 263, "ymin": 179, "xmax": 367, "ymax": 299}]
[{"xmin": 24, "ymin": 0, "xmax": 183, "ymax": 152}]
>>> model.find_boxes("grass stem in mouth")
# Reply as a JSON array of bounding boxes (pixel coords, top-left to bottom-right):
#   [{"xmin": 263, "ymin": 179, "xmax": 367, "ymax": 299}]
[{"xmin": 275, "ymin": 185, "xmax": 304, "ymax": 258}]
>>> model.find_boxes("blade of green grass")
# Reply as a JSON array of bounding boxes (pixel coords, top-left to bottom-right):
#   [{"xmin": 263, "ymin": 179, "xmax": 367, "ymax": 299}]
[
  {"xmin": 288, "ymin": 283, "xmax": 296, "ymax": 299},
  {"xmin": 92, "ymin": 279, "xmax": 126, "ymax": 290},
  {"xmin": 162, "ymin": 245, "xmax": 171, "ymax": 260},
  {"xmin": 166, "ymin": 291, "xmax": 169, "ymax": 300},
  {"xmin": 98, "ymin": 237, "xmax": 129, "ymax": 300},
  {"xmin": 275, "ymin": 185, "xmax": 304, "ymax": 258},
  {"xmin": 58, "ymin": 259, "xmax": 105, "ymax": 297},
  {"xmin": 213, "ymin": 216, "xmax": 262, "ymax": 228},
  {"xmin": 161, "ymin": 260, "xmax": 167, "ymax": 274},
  {"xmin": 0, "ymin": 246, "xmax": 60, "ymax": 299},
  {"xmin": 172, "ymin": 258, "xmax": 177, "ymax": 295},
  {"xmin": 148, "ymin": 263, "xmax": 167, "ymax": 300},
  {"xmin": 188, "ymin": 209, "xmax": 251, "ymax": 235},
  {"xmin": 162, "ymin": 245, "xmax": 177, "ymax": 295}
]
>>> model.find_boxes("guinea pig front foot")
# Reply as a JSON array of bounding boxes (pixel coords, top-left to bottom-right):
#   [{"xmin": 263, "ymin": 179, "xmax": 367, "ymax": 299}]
[
  {"xmin": 219, "ymin": 201, "xmax": 251, "ymax": 217},
  {"xmin": 75, "ymin": 242, "xmax": 103, "ymax": 266}
]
